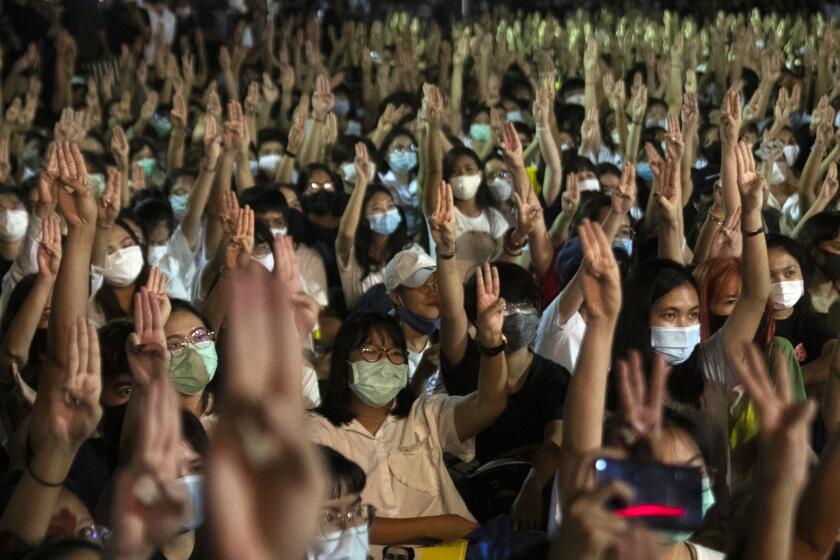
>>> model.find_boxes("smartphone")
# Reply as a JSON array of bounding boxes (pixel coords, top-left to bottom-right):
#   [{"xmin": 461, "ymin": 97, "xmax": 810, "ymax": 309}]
[{"xmin": 594, "ymin": 457, "xmax": 703, "ymax": 532}]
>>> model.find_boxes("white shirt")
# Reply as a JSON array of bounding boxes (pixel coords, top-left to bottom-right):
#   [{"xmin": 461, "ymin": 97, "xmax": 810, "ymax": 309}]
[
  {"xmin": 150, "ymin": 225, "xmax": 199, "ymax": 302},
  {"xmin": 140, "ymin": 2, "xmax": 176, "ymax": 65},
  {"xmin": 307, "ymin": 394, "xmax": 475, "ymax": 522},
  {"xmin": 0, "ymin": 213, "xmax": 41, "ymax": 319},
  {"xmin": 453, "ymin": 206, "xmax": 509, "ymax": 239},
  {"xmin": 534, "ymin": 303, "xmax": 587, "ymax": 374},
  {"xmin": 338, "ymin": 243, "xmax": 419, "ymax": 309}
]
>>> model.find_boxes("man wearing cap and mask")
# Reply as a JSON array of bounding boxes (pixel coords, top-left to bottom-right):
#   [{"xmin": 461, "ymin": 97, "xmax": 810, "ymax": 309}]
[{"xmin": 383, "ymin": 249, "xmax": 442, "ymax": 394}]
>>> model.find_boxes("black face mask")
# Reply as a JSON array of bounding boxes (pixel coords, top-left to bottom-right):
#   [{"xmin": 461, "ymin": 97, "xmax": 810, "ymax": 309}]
[
  {"xmin": 301, "ymin": 191, "xmax": 346, "ymax": 216},
  {"xmin": 708, "ymin": 312, "xmax": 727, "ymax": 335},
  {"xmin": 820, "ymin": 250, "xmax": 840, "ymax": 281}
]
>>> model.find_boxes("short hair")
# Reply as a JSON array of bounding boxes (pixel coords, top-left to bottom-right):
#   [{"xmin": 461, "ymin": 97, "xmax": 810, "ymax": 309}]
[
  {"xmin": 317, "ymin": 444, "xmax": 367, "ymax": 500},
  {"xmin": 796, "ymin": 211, "xmax": 840, "ymax": 251},
  {"xmin": 464, "ymin": 262, "xmax": 541, "ymax": 323}
]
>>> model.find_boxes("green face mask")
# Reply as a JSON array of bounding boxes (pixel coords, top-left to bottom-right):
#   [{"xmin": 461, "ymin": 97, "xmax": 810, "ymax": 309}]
[
  {"xmin": 88, "ymin": 173, "xmax": 106, "ymax": 199},
  {"xmin": 349, "ymin": 359, "xmax": 408, "ymax": 407},
  {"xmin": 150, "ymin": 116, "xmax": 173, "ymax": 138},
  {"xmin": 659, "ymin": 476, "xmax": 716, "ymax": 544},
  {"xmin": 168, "ymin": 341, "xmax": 218, "ymax": 395},
  {"xmin": 135, "ymin": 157, "xmax": 157, "ymax": 178}
]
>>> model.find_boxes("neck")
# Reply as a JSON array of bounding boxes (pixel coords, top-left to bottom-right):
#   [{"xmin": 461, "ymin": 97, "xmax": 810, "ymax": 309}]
[
  {"xmin": 811, "ymin": 268, "xmax": 835, "ymax": 295},
  {"xmin": 455, "ymin": 197, "xmax": 480, "ymax": 217},
  {"xmin": 663, "ymin": 542, "xmax": 691, "ymax": 560},
  {"xmin": 350, "ymin": 396, "xmax": 391, "ymax": 436},
  {"xmin": 0, "ymin": 239, "xmax": 21, "ymax": 260},
  {"xmin": 394, "ymin": 170, "xmax": 410, "ymax": 183},
  {"xmin": 309, "ymin": 214, "xmax": 340, "ymax": 229},
  {"xmin": 773, "ymin": 306, "xmax": 795, "ymax": 320},
  {"xmin": 180, "ymin": 393, "xmax": 204, "ymax": 417},
  {"xmin": 505, "ymin": 347, "xmax": 533, "ymax": 392},
  {"xmin": 401, "ymin": 321, "xmax": 429, "ymax": 352},
  {"xmin": 113, "ymin": 285, "xmax": 136, "ymax": 313},
  {"xmin": 369, "ymin": 233, "xmax": 389, "ymax": 261}
]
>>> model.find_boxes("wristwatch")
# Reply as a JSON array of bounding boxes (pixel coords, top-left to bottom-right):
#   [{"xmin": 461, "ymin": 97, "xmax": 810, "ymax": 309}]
[{"xmin": 478, "ymin": 336, "xmax": 507, "ymax": 357}]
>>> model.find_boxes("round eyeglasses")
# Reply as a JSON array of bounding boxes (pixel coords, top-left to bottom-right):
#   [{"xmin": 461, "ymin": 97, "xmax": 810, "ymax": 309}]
[
  {"xmin": 319, "ymin": 503, "xmax": 375, "ymax": 536},
  {"xmin": 167, "ymin": 328, "xmax": 216, "ymax": 354},
  {"xmin": 359, "ymin": 344, "xmax": 407, "ymax": 365}
]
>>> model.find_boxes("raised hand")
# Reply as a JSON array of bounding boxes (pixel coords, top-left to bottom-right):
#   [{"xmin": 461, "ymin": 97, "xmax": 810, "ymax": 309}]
[
  {"xmin": 0, "ymin": 139, "xmax": 10, "ymax": 182},
  {"xmin": 353, "ymin": 142, "xmax": 371, "ymax": 186},
  {"xmin": 311, "ymin": 74, "xmax": 335, "ymax": 120},
  {"xmin": 580, "ymin": 108, "xmax": 602, "ymax": 155},
  {"xmin": 97, "ymin": 167, "xmax": 121, "ymax": 227},
  {"xmin": 511, "ymin": 191, "xmax": 541, "ymax": 237},
  {"xmin": 611, "ymin": 164, "xmax": 636, "ymax": 215},
  {"xmin": 274, "ymin": 235, "xmax": 319, "ymax": 336},
  {"xmin": 131, "ymin": 163, "xmax": 146, "ymax": 192},
  {"xmin": 139, "ymin": 91, "xmax": 159, "ymax": 122},
  {"xmin": 615, "ymin": 350, "xmax": 672, "ymax": 453},
  {"xmin": 720, "ymin": 81, "xmax": 743, "ymax": 146},
  {"xmin": 475, "ymin": 262, "xmax": 504, "ymax": 348},
  {"xmin": 578, "ymin": 219, "xmax": 622, "ymax": 321},
  {"xmin": 145, "ymin": 267, "xmax": 172, "ymax": 327},
  {"xmin": 533, "ymin": 80, "xmax": 552, "ymax": 129},
  {"xmin": 203, "ymin": 116, "xmax": 222, "ymax": 170},
  {"xmin": 815, "ymin": 163, "xmax": 840, "ymax": 210},
  {"xmin": 226, "ymin": 206, "xmax": 255, "ymax": 270},
  {"xmin": 709, "ymin": 211, "xmax": 743, "ymax": 260},
  {"xmin": 734, "ymin": 141, "xmax": 765, "ymax": 212},
  {"xmin": 286, "ymin": 97, "xmax": 308, "ymax": 155},
  {"xmin": 219, "ymin": 190, "xmax": 240, "ymax": 235},
  {"xmin": 126, "ymin": 287, "xmax": 170, "ymax": 386},
  {"xmin": 244, "ymin": 81, "xmax": 261, "ymax": 116},
  {"xmin": 665, "ymin": 114, "xmax": 684, "ymax": 161},
  {"xmin": 261, "ymin": 72, "xmax": 279, "ymax": 105},
  {"xmin": 53, "ymin": 142, "xmax": 97, "ymax": 227},
  {"xmin": 653, "ymin": 159, "xmax": 680, "ymax": 227},
  {"xmin": 429, "ymin": 181, "xmax": 456, "ymax": 254},
  {"xmin": 644, "ymin": 142, "xmax": 665, "ymax": 183},
  {"xmin": 111, "ymin": 126, "xmax": 130, "ymax": 169},
  {"xmin": 627, "ymin": 77, "xmax": 647, "ymax": 124},
  {"xmin": 37, "ymin": 213, "xmax": 62, "ymax": 279},
  {"xmin": 500, "ymin": 121, "xmax": 524, "ymax": 168},
  {"xmin": 562, "ymin": 174, "xmax": 580, "ymax": 215},
  {"xmin": 170, "ymin": 92, "xmax": 187, "ymax": 131}
]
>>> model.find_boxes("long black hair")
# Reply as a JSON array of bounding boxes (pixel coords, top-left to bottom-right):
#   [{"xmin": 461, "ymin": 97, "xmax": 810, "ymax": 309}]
[
  {"xmin": 353, "ymin": 184, "xmax": 410, "ymax": 280},
  {"xmin": 315, "ymin": 312, "xmax": 415, "ymax": 426},
  {"xmin": 443, "ymin": 146, "xmax": 495, "ymax": 212},
  {"xmin": 612, "ymin": 259, "xmax": 704, "ymax": 406}
]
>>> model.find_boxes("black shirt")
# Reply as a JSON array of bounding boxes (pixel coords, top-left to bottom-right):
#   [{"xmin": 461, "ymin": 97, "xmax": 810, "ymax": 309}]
[
  {"xmin": 441, "ymin": 338, "xmax": 570, "ymax": 462},
  {"xmin": 0, "ymin": 257, "xmax": 13, "ymax": 281},
  {"xmin": 774, "ymin": 303, "xmax": 835, "ymax": 364}
]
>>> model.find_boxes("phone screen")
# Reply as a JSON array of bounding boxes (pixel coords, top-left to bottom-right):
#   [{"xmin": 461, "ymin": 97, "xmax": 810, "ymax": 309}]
[{"xmin": 594, "ymin": 457, "xmax": 703, "ymax": 532}]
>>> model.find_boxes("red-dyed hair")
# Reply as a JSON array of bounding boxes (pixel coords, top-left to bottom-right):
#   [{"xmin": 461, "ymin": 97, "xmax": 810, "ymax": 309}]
[{"xmin": 694, "ymin": 257, "xmax": 775, "ymax": 350}]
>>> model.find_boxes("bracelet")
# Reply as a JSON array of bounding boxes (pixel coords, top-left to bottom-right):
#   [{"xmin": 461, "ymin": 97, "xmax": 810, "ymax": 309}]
[
  {"xmin": 504, "ymin": 228, "xmax": 527, "ymax": 251},
  {"xmin": 26, "ymin": 448, "xmax": 64, "ymax": 487},
  {"xmin": 203, "ymin": 163, "xmax": 218, "ymax": 173},
  {"xmin": 285, "ymin": 150, "xmax": 297, "ymax": 159},
  {"xmin": 707, "ymin": 211, "xmax": 724, "ymax": 225},
  {"xmin": 741, "ymin": 223, "xmax": 766, "ymax": 237},
  {"xmin": 436, "ymin": 245, "xmax": 456, "ymax": 260},
  {"xmin": 314, "ymin": 116, "xmax": 326, "ymax": 124}
]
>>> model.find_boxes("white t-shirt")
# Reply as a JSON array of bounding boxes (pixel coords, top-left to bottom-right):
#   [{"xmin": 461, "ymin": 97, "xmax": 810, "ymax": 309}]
[
  {"xmin": 338, "ymin": 243, "xmax": 419, "ymax": 309},
  {"xmin": 535, "ymin": 302, "xmax": 587, "ymax": 374},
  {"xmin": 453, "ymin": 206, "xmax": 509, "ymax": 239},
  {"xmin": 149, "ymin": 225, "xmax": 199, "ymax": 302}
]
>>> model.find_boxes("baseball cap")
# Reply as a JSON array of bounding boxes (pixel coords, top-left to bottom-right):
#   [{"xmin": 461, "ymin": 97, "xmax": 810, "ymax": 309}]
[{"xmin": 383, "ymin": 249, "xmax": 436, "ymax": 292}]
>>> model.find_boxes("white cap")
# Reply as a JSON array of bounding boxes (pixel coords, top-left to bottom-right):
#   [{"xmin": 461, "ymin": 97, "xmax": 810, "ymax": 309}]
[{"xmin": 384, "ymin": 249, "xmax": 436, "ymax": 292}]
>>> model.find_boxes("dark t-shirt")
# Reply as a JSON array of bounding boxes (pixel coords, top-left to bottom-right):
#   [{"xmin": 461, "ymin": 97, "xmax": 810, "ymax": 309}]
[
  {"xmin": 774, "ymin": 303, "xmax": 835, "ymax": 364},
  {"xmin": 0, "ymin": 257, "xmax": 13, "ymax": 281},
  {"xmin": 441, "ymin": 338, "xmax": 570, "ymax": 462}
]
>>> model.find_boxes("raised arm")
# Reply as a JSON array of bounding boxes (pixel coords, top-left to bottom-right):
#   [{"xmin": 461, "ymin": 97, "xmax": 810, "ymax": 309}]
[
  {"xmin": 181, "ymin": 116, "xmax": 221, "ymax": 251},
  {"xmin": 654, "ymin": 159, "xmax": 684, "ymax": 263},
  {"xmin": 534, "ymin": 80, "xmax": 564, "ymax": 207},
  {"xmin": 167, "ymin": 92, "xmax": 188, "ymax": 171},
  {"xmin": 422, "ymin": 84, "xmax": 445, "ymax": 216},
  {"xmin": 549, "ymin": 174, "xmax": 580, "ymax": 248},
  {"xmin": 453, "ymin": 262, "xmax": 509, "ymax": 441},
  {"xmin": 721, "ymin": 142, "xmax": 771, "ymax": 360},
  {"xmin": 91, "ymin": 168, "xmax": 122, "ymax": 268},
  {"xmin": 336, "ymin": 143, "xmax": 372, "ymax": 265},
  {"xmin": 720, "ymin": 82, "xmax": 744, "ymax": 219}
]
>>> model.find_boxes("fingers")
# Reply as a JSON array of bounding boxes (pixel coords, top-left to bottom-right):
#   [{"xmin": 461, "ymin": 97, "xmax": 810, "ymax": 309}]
[
  {"xmin": 773, "ymin": 349, "xmax": 793, "ymax": 405},
  {"xmin": 475, "ymin": 264, "xmax": 486, "ymax": 299},
  {"xmin": 76, "ymin": 316, "xmax": 89, "ymax": 380},
  {"xmin": 66, "ymin": 319, "xmax": 80, "ymax": 380},
  {"xmin": 648, "ymin": 354, "xmax": 671, "ymax": 412},
  {"xmin": 86, "ymin": 320, "xmax": 101, "ymax": 381},
  {"xmin": 134, "ymin": 291, "xmax": 145, "ymax": 336}
]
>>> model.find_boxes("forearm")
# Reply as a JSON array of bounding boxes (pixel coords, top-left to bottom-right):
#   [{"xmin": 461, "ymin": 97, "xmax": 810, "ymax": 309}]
[
  {"xmin": 276, "ymin": 154, "xmax": 295, "ymax": 183},
  {"xmin": 299, "ymin": 120, "xmax": 323, "ymax": 166},
  {"xmin": 528, "ymin": 225, "xmax": 555, "ymax": 280},
  {"xmin": 223, "ymin": 70, "xmax": 239, "ymax": 102},
  {"xmin": 336, "ymin": 180, "xmax": 369, "ymax": 260},
  {"xmin": 233, "ymin": 154, "xmax": 255, "ymax": 193},
  {"xmin": 278, "ymin": 93, "xmax": 293, "ymax": 130},
  {"xmin": 658, "ymin": 223, "xmax": 683, "ymax": 264},
  {"xmin": 91, "ymin": 225, "xmax": 111, "ymax": 268},
  {"xmin": 745, "ymin": 483, "xmax": 799, "ymax": 560},
  {"xmin": 549, "ymin": 211, "xmax": 575, "ymax": 248},
  {"xmin": 167, "ymin": 129, "xmax": 186, "ymax": 171},
  {"xmin": 794, "ymin": 430, "xmax": 840, "ymax": 560},
  {"xmin": 450, "ymin": 65, "xmax": 464, "ymax": 116},
  {"xmin": 721, "ymin": 145, "xmax": 740, "ymax": 217},
  {"xmin": 204, "ymin": 155, "xmax": 234, "ymax": 255},
  {"xmin": 666, "ymin": 62, "xmax": 683, "ymax": 115},
  {"xmin": 600, "ymin": 209, "xmax": 624, "ymax": 242},
  {"xmin": 693, "ymin": 215, "xmax": 720, "ymax": 265},
  {"xmin": 370, "ymin": 516, "xmax": 442, "ymax": 545},
  {"xmin": 181, "ymin": 164, "xmax": 216, "ymax": 251},
  {"xmin": 537, "ymin": 128, "xmax": 563, "ymax": 206},
  {"xmin": 3, "ymin": 277, "xmax": 53, "ymax": 364},
  {"xmin": 422, "ymin": 126, "xmax": 443, "ymax": 215},
  {"xmin": 739, "ymin": 206, "xmax": 770, "ymax": 302},
  {"xmin": 625, "ymin": 122, "xmax": 642, "ymax": 163}
]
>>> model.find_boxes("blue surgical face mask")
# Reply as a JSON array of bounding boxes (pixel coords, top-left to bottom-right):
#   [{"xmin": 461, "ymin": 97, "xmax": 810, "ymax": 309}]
[
  {"xmin": 349, "ymin": 358, "xmax": 409, "ymax": 407},
  {"xmin": 506, "ymin": 110, "xmax": 524, "ymax": 123},
  {"xmin": 469, "ymin": 123, "xmax": 492, "ymax": 142},
  {"xmin": 368, "ymin": 208, "xmax": 402, "ymax": 235},
  {"xmin": 333, "ymin": 98, "xmax": 351, "ymax": 117},
  {"xmin": 636, "ymin": 162, "xmax": 654, "ymax": 182},
  {"xmin": 175, "ymin": 474, "xmax": 205, "ymax": 533},
  {"xmin": 150, "ymin": 116, "xmax": 173, "ymax": 138},
  {"xmin": 169, "ymin": 193, "xmax": 189, "ymax": 220},
  {"xmin": 613, "ymin": 238, "xmax": 633, "ymax": 258},
  {"xmin": 650, "ymin": 324, "xmax": 701, "ymax": 365},
  {"xmin": 307, "ymin": 525, "xmax": 369, "ymax": 560},
  {"xmin": 395, "ymin": 305, "xmax": 439, "ymax": 336},
  {"xmin": 388, "ymin": 151, "xmax": 417, "ymax": 173},
  {"xmin": 659, "ymin": 476, "xmax": 715, "ymax": 544}
]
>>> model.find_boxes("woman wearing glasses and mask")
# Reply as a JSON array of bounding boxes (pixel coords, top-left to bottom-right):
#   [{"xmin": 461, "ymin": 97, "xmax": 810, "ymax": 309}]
[{"xmin": 308, "ymin": 269, "xmax": 509, "ymax": 552}]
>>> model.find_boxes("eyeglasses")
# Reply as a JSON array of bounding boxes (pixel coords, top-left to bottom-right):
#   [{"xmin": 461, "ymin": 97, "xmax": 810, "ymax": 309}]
[
  {"xmin": 359, "ymin": 344, "xmax": 407, "ymax": 365},
  {"xmin": 490, "ymin": 170, "xmax": 511, "ymax": 181},
  {"xmin": 78, "ymin": 524, "xmax": 111, "ymax": 547},
  {"xmin": 167, "ymin": 327, "xmax": 215, "ymax": 354},
  {"xmin": 319, "ymin": 503, "xmax": 375, "ymax": 536},
  {"xmin": 391, "ymin": 145, "xmax": 417, "ymax": 155},
  {"xmin": 503, "ymin": 302, "xmax": 538, "ymax": 317},
  {"xmin": 416, "ymin": 279, "xmax": 438, "ymax": 293},
  {"xmin": 307, "ymin": 181, "xmax": 335, "ymax": 193}
]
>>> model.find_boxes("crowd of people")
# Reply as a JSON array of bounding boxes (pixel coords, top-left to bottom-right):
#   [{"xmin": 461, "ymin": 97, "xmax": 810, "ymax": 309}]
[{"xmin": 1, "ymin": 0, "xmax": 840, "ymax": 559}]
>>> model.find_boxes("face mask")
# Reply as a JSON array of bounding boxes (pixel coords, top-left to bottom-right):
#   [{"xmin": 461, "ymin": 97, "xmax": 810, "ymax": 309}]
[
  {"xmin": 368, "ymin": 208, "xmax": 401, "ymax": 235},
  {"xmin": 659, "ymin": 476, "xmax": 715, "ymax": 544},
  {"xmin": 150, "ymin": 116, "xmax": 173, "ymax": 138},
  {"xmin": 783, "ymin": 144, "xmax": 800, "ymax": 166},
  {"xmin": 147, "ymin": 244, "xmax": 167, "ymax": 265},
  {"xmin": 307, "ymin": 525, "xmax": 369, "ymax": 560},
  {"xmin": 469, "ymin": 123, "xmax": 492, "ymax": 142},
  {"xmin": 135, "ymin": 157, "xmax": 157, "ymax": 178},
  {"xmin": 636, "ymin": 162, "xmax": 654, "ymax": 182},
  {"xmin": 646, "ymin": 117, "xmax": 668, "ymax": 129},
  {"xmin": 169, "ymin": 193, "xmax": 189, "ymax": 221},
  {"xmin": 249, "ymin": 160, "xmax": 259, "ymax": 175},
  {"xmin": 819, "ymin": 250, "xmax": 840, "ymax": 281},
  {"xmin": 349, "ymin": 358, "xmax": 409, "ymax": 407},
  {"xmin": 169, "ymin": 341, "xmax": 218, "ymax": 395},
  {"xmin": 560, "ymin": 143, "xmax": 571, "ymax": 151},
  {"xmin": 258, "ymin": 154, "xmax": 282, "ymax": 176},
  {"xmin": 333, "ymin": 98, "xmax": 351, "ymax": 117},
  {"xmin": 174, "ymin": 475, "xmax": 204, "ymax": 532},
  {"xmin": 650, "ymin": 324, "xmax": 701, "ymax": 365},
  {"xmin": 506, "ymin": 110, "xmax": 523, "ymax": 123},
  {"xmin": 613, "ymin": 238, "xmax": 633, "ymax": 258},
  {"xmin": 271, "ymin": 227, "xmax": 287, "ymax": 238},
  {"xmin": 502, "ymin": 309, "xmax": 540, "ymax": 352},
  {"xmin": 396, "ymin": 305, "xmax": 439, "ymax": 336},
  {"xmin": 610, "ymin": 129, "xmax": 621, "ymax": 145},
  {"xmin": 103, "ymin": 245, "xmax": 144, "ymax": 287},
  {"xmin": 579, "ymin": 178, "xmax": 601, "ymax": 192},
  {"xmin": 0, "ymin": 209, "xmax": 29, "ymax": 242},
  {"xmin": 388, "ymin": 151, "xmax": 417, "ymax": 173},
  {"xmin": 566, "ymin": 94, "xmax": 584, "ymax": 106},
  {"xmin": 89, "ymin": 173, "xmax": 106, "ymax": 199},
  {"xmin": 450, "ymin": 173, "xmax": 482, "ymax": 200},
  {"xmin": 771, "ymin": 280, "xmax": 804, "ymax": 310},
  {"xmin": 241, "ymin": 26, "xmax": 254, "ymax": 49},
  {"xmin": 302, "ymin": 191, "xmax": 342, "ymax": 216},
  {"xmin": 489, "ymin": 177, "xmax": 513, "ymax": 202},
  {"xmin": 835, "ymin": 111, "xmax": 840, "ymax": 128},
  {"xmin": 255, "ymin": 252, "xmax": 275, "ymax": 272},
  {"xmin": 770, "ymin": 162, "xmax": 786, "ymax": 185},
  {"xmin": 708, "ymin": 312, "xmax": 727, "ymax": 334}
]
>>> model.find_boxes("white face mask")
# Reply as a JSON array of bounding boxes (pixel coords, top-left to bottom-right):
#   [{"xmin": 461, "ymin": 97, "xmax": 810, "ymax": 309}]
[
  {"xmin": 566, "ymin": 94, "xmax": 584, "ymax": 106},
  {"xmin": 579, "ymin": 178, "xmax": 601, "ymax": 192},
  {"xmin": 147, "ymin": 245, "xmax": 167, "ymax": 265},
  {"xmin": 0, "ymin": 209, "xmax": 29, "ymax": 242},
  {"xmin": 771, "ymin": 280, "xmax": 804, "ymax": 310},
  {"xmin": 450, "ymin": 173, "xmax": 482, "ymax": 200},
  {"xmin": 770, "ymin": 162, "xmax": 786, "ymax": 185},
  {"xmin": 340, "ymin": 161, "xmax": 376, "ymax": 185},
  {"xmin": 254, "ymin": 252, "xmax": 274, "ymax": 272},
  {"xmin": 650, "ymin": 324, "xmax": 701, "ymax": 365},
  {"xmin": 103, "ymin": 245, "xmax": 144, "ymax": 287},
  {"xmin": 271, "ymin": 227, "xmax": 287, "ymax": 238},
  {"xmin": 610, "ymin": 129, "xmax": 621, "ymax": 145},
  {"xmin": 783, "ymin": 144, "xmax": 800, "ymax": 166},
  {"xmin": 488, "ymin": 177, "xmax": 513, "ymax": 202},
  {"xmin": 307, "ymin": 525, "xmax": 369, "ymax": 560},
  {"xmin": 258, "ymin": 154, "xmax": 282, "ymax": 176}
]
